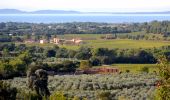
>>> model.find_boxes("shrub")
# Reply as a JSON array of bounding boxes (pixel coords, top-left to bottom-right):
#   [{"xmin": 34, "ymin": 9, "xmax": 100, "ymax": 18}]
[
  {"xmin": 0, "ymin": 81, "xmax": 17, "ymax": 100},
  {"xmin": 79, "ymin": 60, "xmax": 92, "ymax": 70},
  {"xmin": 140, "ymin": 67, "xmax": 149, "ymax": 73},
  {"xmin": 155, "ymin": 55, "xmax": 170, "ymax": 100},
  {"xmin": 50, "ymin": 91, "xmax": 66, "ymax": 100},
  {"xmin": 17, "ymin": 90, "xmax": 40, "ymax": 100},
  {"xmin": 125, "ymin": 70, "xmax": 130, "ymax": 73},
  {"xmin": 96, "ymin": 91, "xmax": 111, "ymax": 100}
]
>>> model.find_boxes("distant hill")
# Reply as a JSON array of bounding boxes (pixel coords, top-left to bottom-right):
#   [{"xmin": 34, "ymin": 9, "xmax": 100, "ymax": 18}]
[
  {"xmin": 31, "ymin": 10, "xmax": 80, "ymax": 14},
  {"xmin": 0, "ymin": 9, "xmax": 26, "ymax": 14},
  {"xmin": 0, "ymin": 9, "xmax": 170, "ymax": 14},
  {"xmin": 0, "ymin": 9, "xmax": 80, "ymax": 14}
]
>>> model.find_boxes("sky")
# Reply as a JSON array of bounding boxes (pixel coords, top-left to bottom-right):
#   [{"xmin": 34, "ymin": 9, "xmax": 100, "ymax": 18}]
[{"xmin": 0, "ymin": 0, "xmax": 170, "ymax": 12}]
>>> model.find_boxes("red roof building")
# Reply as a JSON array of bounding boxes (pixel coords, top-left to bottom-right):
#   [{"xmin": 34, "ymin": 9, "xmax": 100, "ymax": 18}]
[{"xmin": 75, "ymin": 67, "xmax": 119, "ymax": 75}]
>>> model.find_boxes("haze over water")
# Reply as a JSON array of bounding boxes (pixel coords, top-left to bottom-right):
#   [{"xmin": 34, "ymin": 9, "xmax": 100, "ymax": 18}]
[{"xmin": 0, "ymin": 14, "xmax": 170, "ymax": 23}]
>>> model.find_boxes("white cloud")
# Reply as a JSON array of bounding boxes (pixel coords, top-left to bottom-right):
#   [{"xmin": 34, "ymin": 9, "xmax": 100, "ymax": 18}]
[{"xmin": 0, "ymin": 0, "xmax": 170, "ymax": 12}]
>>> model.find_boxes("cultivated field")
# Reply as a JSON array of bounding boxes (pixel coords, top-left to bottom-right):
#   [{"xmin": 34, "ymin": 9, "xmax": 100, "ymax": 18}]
[
  {"xmin": 58, "ymin": 34, "xmax": 170, "ymax": 50},
  {"xmin": 15, "ymin": 33, "xmax": 170, "ymax": 50},
  {"xmin": 16, "ymin": 39, "xmax": 170, "ymax": 50},
  {"xmin": 5, "ymin": 73, "xmax": 159, "ymax": 100},
  {"xmin": 111, "ymin": 64, "xmax": 158, "ymax": 73},
  {"xmin": 60, "ymin": 39, "xmax": 170, "ymax": 50}
]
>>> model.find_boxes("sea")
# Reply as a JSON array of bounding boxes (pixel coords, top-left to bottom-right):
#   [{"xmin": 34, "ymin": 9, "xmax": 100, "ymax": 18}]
[{"xmin": 0, "ymin": 14, "xmax": 170, "ymax": 23}]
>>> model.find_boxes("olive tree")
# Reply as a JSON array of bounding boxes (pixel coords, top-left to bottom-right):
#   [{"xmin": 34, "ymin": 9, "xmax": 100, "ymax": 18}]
[{"xmin": 27, "ymin": 69, "xmax": 50, "ymax": 99}]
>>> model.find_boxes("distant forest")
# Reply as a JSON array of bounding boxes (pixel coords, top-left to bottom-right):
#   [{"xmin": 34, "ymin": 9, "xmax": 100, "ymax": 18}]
[{"xmin": 0, "ymin": 21, "xmax": 170, "ymax": 36}]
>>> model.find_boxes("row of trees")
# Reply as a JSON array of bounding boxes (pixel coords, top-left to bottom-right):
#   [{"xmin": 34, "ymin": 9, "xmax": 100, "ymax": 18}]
[
  {"xmin": 0, "ymin": 22, "xmax": 131, "ymax": 36},
  {"xmin": 1, "ymin": 43, "xmax": 170, "ymax": 64},
  {"xmin": 43, "ymin": 46, "xmax": 158, "ymax": 65},
  {"xmin": 1, "ymin": 21, "xmax": 170, "ymax": 36},
  {"xmin": 128, "ymin": 21, "xmax": 170, "ymax": 36}
]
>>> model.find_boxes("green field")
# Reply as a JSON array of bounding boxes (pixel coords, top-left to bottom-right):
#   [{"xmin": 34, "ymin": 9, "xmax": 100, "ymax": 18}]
[
  {"xmin": 57, "ymin": 34, "xmax": 170, "ymax": 50},
  {"xmin": 60, "ymin": 39, "xmax": 170, "ymax": 50},
  {"xmin": 56, "ymin": 34, "xmax": 105, "ymax": 39},
  {"xmin": 20, "ymin": 39, "xmax": 170, "ymax": 50},
  {"xmin": 110, "ymin": 64, "xmax": 158, "ymax": 73},
  {"xmin": 86, "ymin": 39, "xmax": 170, "ymax": 49},
  {"xmin": 16, "ymin": 34, "xmax": 170, "ymax": 50}
]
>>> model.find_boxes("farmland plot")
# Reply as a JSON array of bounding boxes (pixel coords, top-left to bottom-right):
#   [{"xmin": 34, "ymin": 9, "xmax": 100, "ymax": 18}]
[{"xmin": 5, "ymin": 73, "xmax": 159, "ymax": 100}]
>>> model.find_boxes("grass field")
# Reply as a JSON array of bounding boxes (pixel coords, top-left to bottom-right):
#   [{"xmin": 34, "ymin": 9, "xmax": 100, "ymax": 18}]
[
  {"xmin": 15, "ymin": 33, "xmax": 170, "ymax": 50},
  {"xmin": 86, "ymin": 39, "xmax": 170, "ymax": 49},
  {"xmin": 60, "ymin": 39, "xmax": 170, "ymax": 50},
  {"xmin": 57, "ymin": 32, "xmax": 170, "ymax": 40},
  {"xmin": 57, "ymin": 34, "xmax": 170, "ymax": 50},
  {"xmin": 110, "ymin": 64, "xmax": 158, "ymax": 73},
  {"xmin": 19, "ymin": 39, "xmax": 170, "ymax": 50},
  {"xmin": 56, "ymin": 34, "xmax": 105, "ymax": 39},
  {"xmin": 95, "ymin": 64, "xmax": 159, "ymax": 73}
]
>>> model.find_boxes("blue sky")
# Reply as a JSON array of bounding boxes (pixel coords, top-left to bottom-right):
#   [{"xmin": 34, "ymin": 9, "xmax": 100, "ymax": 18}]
[{"xmin": 0, "ymin": 0, "xmax": 170, "ymax": 12}]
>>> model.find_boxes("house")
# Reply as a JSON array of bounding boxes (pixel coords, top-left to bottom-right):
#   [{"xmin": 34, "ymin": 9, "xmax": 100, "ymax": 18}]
[
  {"xmin": 75, "ymin": 67, "xmax": 119, "ymax": 75},
  {"xmin": 65, "ymin": 38, "xmax": 83, "ymax": 45},
  {"xmin": 74, "ymin": 39, "xmax": 83, "ymax": 44},
  {"xmin": 53, "ymin": 38, "xmax": 65, "ymax": 44},
  {"xmin": 24, "ymin": 39, "xmax": 35, "ymax": 43},
  {"xmin": 98, "ymin": 67, "xmax": 119, "ymax": 73},
  {"xmin": 105, "ymin": 34, "xmax": 117, "ymax": 39},
  {"xmin": 40, "ymin": 39, "xmax": 48, "ymax": 44},
  {"xmin": 64, "ymin": 40, "xmax": 74, "ymax": 45},
  {"xmin": 52, "ymin": 37, "xmax": 83, "ymax": 45}
]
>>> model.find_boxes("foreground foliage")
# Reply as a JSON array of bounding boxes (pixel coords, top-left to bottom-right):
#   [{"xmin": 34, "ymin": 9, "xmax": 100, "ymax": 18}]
[
  {"xmin": 155, "ymin": 56, "xmax": 170, "ymax": 100},
  {"xmin": 0, "ymin": 81, "xmax": 17, "ymax": 100},
  {"xmin": 4, "ymin": 73, "xmax": 158, "ymax": 100}
]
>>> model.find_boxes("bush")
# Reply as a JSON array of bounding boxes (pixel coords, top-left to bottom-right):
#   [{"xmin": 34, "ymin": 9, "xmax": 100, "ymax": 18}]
[
  {"xmin": 50, "ymin": 91, "xmax": 66, "ymax": 100},
  {"xmin": 96, "ymin": 91, "xmax": 111, "ymax": 100},
  {"xmin": 79, "ymin": 60, "xmax": 91, "ymax": 70},
  {"xmin": 140, "ymin": 67, "xmax": 149, "ymax": 73},
  {"xmin": 126, "ymin": 70, "xmax": 130, "ymax": 73},
  {"xmin": 90, "ymin": 57, "xmax": 101, "ymax": 66},
  {"xmin": 17, "ymin": 90, "xmax": 40, "ymax": 100},
  {"xmin": 155, "ymin": 55, "xmax": 170, "ymax": 100},
  {"xmin": 0, "ymin": 81, "xmax": 17, "ymax": 100}
]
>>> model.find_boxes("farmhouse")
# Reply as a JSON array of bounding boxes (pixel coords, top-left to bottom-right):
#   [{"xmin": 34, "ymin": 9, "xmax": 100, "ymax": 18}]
[
  {"xmin": 52, "ymin": 38, "xmax": 65, "ymax": 44},
  {"xmin": 40, "ymin": 39, "xmax": 48, "ymax": 44},
  {"xmin": 75, "ymin": 67, "xmax": 119, "ymax": 75},
  {"xmin": 74, "ymin": 39, "xmax": 83, "ymax": 44},
  {"xmin": 24, "ymin": 39, "xmax": 35, "ymax": 43},
  {"xmin": 105, "ymin": 34, "xmax": 117, "ymax": 39},
  {"xmin": 51, "ymin": 37, "xmax": 83, "ymax": 45},
  {"xmin": 64, "ymin": 38, "xmax": 83, "ymax": 45}
]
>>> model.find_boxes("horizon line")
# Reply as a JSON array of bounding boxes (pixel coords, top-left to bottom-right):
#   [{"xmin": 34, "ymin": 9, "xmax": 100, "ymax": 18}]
[{"xmin": 0, "ymin": 8, "xmax": 170, "ymax": 13}]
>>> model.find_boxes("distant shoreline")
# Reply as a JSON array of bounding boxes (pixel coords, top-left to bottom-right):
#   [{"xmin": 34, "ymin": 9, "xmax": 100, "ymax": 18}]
[{"xmin": 0, "ymin": 9, "xmax": 170, "ymax": 14}]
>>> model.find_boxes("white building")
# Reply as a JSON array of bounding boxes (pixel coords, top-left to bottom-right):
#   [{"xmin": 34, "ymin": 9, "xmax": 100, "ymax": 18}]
[{"xmin": 40, "ymin": 39, "xmax": 46, "ymax": 44}]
